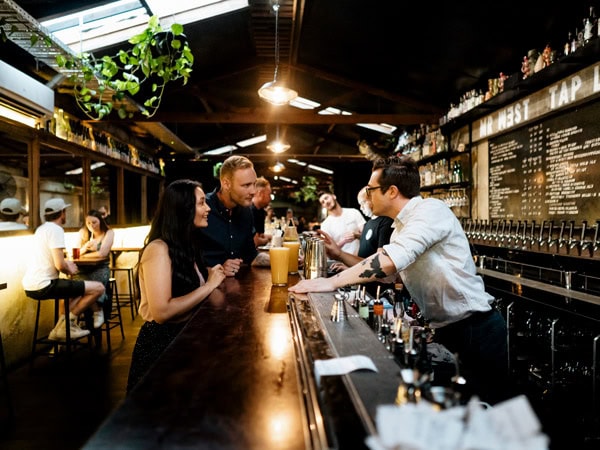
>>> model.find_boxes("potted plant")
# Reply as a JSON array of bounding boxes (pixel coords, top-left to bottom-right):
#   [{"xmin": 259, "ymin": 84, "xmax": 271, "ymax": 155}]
[{"xmin": 55, "ymin": 15, "xmax": 193, "ymax": 119}]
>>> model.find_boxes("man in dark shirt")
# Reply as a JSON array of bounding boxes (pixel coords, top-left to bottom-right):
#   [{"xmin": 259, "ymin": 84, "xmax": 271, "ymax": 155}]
[
  {"xmin": 251, "ymin": 176, "xmax": 272, "ymax": 248},
  {"xmin": 196, "ymin": 155, "xmax": 258, "ymax": 276}
]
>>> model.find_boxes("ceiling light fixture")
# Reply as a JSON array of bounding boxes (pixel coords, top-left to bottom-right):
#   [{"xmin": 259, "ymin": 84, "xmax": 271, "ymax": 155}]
[
  {"xmin": 266, "ymin": 124, "xmax": 290, "ymax": 153},
  {"xmin": 270, "ymin": 161, "xmax": 286, "ymax": 173},
  {"xmin": 257, "ymin": 1, "xmax": 297, "ymax": 105}
]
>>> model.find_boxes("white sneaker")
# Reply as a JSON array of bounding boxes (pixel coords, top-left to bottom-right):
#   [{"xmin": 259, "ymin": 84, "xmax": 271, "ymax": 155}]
[
  {"xmin": 93, "ymin": 309, "xmax": 105, "ymax": 328},
  {"xmin": 49, "ymin": 318, "xmax": 90, "ymax": 341},
  {"xmin": 48, "ymin": 316, "xmax": 65, "ymax": 341}
]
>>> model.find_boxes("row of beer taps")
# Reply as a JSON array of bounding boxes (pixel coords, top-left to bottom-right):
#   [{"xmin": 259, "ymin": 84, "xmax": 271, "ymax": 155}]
[{"xmin": 462, "ymin": 219, "xmax": 600, "ymax": 257}]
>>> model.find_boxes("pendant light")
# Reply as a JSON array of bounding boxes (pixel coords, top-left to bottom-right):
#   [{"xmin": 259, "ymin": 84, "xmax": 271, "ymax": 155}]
[
  {"xmin": 269, "ymin": 161, "xmax": 286, "ymax": 173},
  {"xmin": 266, "ymin": 124, "xmax": 291, "ymax": 153},
  {"xmin": 257, "ymin": 1, "xmax": 298, "ymax": 105}
]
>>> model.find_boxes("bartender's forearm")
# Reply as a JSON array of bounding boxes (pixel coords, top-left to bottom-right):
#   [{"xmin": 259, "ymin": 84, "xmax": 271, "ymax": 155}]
[{"xmin": 330, "ymin": 251, "xmax": 396, "ymax": 287}]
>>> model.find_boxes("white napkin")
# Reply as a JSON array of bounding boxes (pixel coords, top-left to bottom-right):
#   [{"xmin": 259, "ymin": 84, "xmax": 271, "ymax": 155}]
[
  {"xmin": 366, "ymin": 395, "xmax": 549, "ymax": 450},
  {"xmin": 314, "ymin": 355, "xmax": 378, "ymax": 385}
]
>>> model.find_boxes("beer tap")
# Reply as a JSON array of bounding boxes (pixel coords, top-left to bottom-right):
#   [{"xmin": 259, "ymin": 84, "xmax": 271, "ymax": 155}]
[
  {"xmin": 557, "ymin": 220, "xmax": 568, "ymax": 249},
  {"xmin": 501, "ymin": 220, "xmax": 511, "ymax": 245},
  {"xmin": 567, "ymin": 220, "xmax": 578, "ymax": 254},
  {"xmin": 547, "ymin": 221, "xmax": 559, "ymax": 249},
  {"xmin": 579, "ymin": 221, "xmax": 591, "ymax": 256},
  {"xmin": 528, "ymin": 220, "xmax": 537, "ymax": 249},
  {"xmin": 472, "ymin": 219, "xmax": 481, "ymax": 241},
  {"xmin": 592, "ymin": 220, "xmax": 600, "ymax": 255},
  {"xmin": 538, "ymin": 220, "xmax": 547, "ymax": 249},
  {"xmin": 495, "ymin": 220, "xmax": 505, "ymax": 244},
  {"xmin": 462, "ymin": 219, "xmax": 473, "ymax": 240},
  {"xmin": 488, "ymin": 220, "xmax": 498, "ymax": 242},
  {"xmin": 482, "ymin": 220, "xmax": 490, "ymax": 241},
  {"xmin": 510, "ymin": 220, "xmax": 521, "ymax": 247},
  {"xmin": 519, "ymin": 220, "xmax": 528, "ymax": 249}
]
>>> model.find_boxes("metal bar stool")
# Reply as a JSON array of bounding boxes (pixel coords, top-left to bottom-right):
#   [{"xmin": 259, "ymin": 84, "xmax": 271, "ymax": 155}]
[
  {"xmin": 103, "ymin": 277, "xmax": 125, "ymax": 352},
  {"xmin": 110, "ymin": 266, "xmax": 138, "ymax": 320},
  {"xmin": 28, "ymin": 296, "xmax": 92, "ymax": 370}
]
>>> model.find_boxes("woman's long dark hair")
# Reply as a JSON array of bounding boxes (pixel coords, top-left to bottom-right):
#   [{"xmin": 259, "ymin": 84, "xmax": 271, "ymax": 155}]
[
  {"xmin": 82, "ymin": 209, "xmax": 110, "ymax": 242},
  {"xmin": 141, "ymin": 179, "xmax": 207, "ymax": 296}
]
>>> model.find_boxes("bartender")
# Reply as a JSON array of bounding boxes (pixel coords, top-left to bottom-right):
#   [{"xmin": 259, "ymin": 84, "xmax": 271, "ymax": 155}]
[{"xmin": 290, "ymin": 155, "xmax": 511, "ymax": 405}]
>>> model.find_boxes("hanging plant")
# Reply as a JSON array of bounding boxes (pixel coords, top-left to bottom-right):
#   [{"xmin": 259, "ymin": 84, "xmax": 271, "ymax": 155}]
[
  {"xmin": 55, "ymin": 16, "xmax": 194, "ymax": 120},
  {"xmin": 293, "ymin": 175, "xmax": 320, "ymax": 203}
]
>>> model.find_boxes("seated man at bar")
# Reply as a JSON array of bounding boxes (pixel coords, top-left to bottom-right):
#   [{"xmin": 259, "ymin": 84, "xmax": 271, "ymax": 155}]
[
  {"xmin": 290, "ymin": 156, "xmax": 510, "ymax": 405},
  {"xmin": 196, "ymin": 155, "xmax": 259, "ymax": 276},
  {"xmin": 251, "ymin": 176, "xmax": 272, "ymax": 248},
  {"xmin": 22, "ymin": 198, "xmax": 105, "ymax": 340},
  {"xmin": 0, "ymin": 197, "xmax": 28, "ymax": 230}
]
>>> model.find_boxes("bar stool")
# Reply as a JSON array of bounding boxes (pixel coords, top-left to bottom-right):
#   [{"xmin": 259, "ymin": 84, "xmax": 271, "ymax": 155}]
[
  {"xmin": 28, "ymin": 296, "xmax": 92, "ymax": 370},
  {"xmin": 110, "ymin": 266, "xmax": 138, "ymax": 320},
  {"xmin": 103, "ymin": 277, "xmax": 125, "ymax": 352}
]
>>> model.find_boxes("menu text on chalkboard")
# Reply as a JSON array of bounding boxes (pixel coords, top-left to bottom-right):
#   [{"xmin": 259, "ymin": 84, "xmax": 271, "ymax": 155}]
[{"xmin": 489, "ymin": 102, "xmax": 600, "ymax": 223}]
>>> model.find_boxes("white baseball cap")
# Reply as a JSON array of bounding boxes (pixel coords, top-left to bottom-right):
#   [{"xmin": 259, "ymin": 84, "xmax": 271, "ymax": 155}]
[
  {"xmin": 0, "ymin": 197, "xmax": 26, "ymax": 215},
  {"xmin": 44, "ymin": 198, "xmax": 71, "ymax": 214}
]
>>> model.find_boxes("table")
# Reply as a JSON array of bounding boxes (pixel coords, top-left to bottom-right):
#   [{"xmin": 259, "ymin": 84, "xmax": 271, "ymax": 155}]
[{"xmin": 73, "ymin": 256, "xmax": 109, "ymax": 266}]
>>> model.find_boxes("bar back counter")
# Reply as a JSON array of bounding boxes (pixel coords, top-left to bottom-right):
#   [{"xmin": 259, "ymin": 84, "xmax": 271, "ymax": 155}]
[{"xmin": 83, "ymin": 267, "xmax": 401, "ymax": 450}]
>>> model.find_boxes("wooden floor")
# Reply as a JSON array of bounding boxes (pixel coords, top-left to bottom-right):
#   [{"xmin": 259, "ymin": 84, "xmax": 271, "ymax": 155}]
[{"xmin": 0, "ymin": 312, "xmax": 143, "ymax": 450}]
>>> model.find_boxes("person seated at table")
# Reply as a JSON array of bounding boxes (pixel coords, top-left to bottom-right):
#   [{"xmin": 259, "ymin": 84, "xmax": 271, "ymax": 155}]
[
  {"xmin": 22, "ymin": 198, "xmax": 105, "ymax": 340},
  {"xmin": 0, "ymin": 197, "xmax": 28, "ymax": 230},
  {"xmin": 74, "ymin": 209, "xmax": 115, "ymax": 328},
  {"xmin": 127, "ymin": 179, "xmax": 226, "ymax": 394}
]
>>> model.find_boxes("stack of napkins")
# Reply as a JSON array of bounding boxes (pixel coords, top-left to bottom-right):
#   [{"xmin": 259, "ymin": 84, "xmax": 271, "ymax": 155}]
[{"xmin": 365, "ymin": 395, "xmax": 549, "ymax": 450}]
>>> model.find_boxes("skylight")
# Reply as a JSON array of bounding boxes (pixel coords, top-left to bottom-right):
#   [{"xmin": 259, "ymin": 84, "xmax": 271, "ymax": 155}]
[{"xmin": 41, "ymin": 0, "xmax": 248, "ymax": 53}]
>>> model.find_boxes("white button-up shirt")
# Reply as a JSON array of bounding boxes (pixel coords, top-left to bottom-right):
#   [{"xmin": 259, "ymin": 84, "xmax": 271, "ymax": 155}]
[{"xmin": 383, "ymin": 196, "xmax": 493, "ymax": 328}]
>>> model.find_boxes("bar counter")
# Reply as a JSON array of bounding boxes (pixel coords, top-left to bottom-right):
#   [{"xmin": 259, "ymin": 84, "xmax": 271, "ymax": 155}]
[{"xmin": 84, "ymin": 266, "xmax": 402, "ymax": 449}]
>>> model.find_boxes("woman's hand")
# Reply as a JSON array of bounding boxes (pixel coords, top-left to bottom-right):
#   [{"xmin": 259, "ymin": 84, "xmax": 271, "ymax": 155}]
[{"xmin": 207, "ymin": 264, "xmax": 226, "ymax": 288}]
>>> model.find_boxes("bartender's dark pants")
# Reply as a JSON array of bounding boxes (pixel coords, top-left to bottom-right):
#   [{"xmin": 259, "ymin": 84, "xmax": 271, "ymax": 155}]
[{"xmin": 434, "ymin": 309, "xmax": 511, "ymax": 405}]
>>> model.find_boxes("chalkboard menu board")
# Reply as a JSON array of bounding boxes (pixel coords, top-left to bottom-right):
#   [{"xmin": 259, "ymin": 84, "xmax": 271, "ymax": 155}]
[{"xmin": 489, "ymin": 101, "xmax": 600, "ymax": 223}]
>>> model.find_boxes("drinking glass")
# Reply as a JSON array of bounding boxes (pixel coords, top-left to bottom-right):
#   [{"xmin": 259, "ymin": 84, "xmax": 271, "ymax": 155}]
[
  {"xmin": 269, "ymin": 247, "xmax": 290, "ymax": 286},
  {"xmin": 283, "ymin": 241, "xmax": 300, "ymax": 274}
]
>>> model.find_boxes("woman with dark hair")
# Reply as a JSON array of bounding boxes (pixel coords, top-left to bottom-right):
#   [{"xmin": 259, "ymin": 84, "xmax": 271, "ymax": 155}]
[
  {"xmin": 75, "ymin": 209, "xmax": 115, "ymax": 328},
  {"xmin": 126, "ymin": 179, "xmax": 226, "ymax": 394}
]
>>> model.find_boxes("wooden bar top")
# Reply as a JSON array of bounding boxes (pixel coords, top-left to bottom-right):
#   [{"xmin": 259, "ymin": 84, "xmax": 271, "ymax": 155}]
[{"xmin": 84, "ymin": 267, "xmax": 310, "ymax": 449}]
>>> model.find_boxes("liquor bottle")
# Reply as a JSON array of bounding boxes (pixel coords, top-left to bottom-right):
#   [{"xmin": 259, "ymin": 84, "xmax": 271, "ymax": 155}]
[
  {"xmin": 564, "ymin": 31, "xmax": 572, "ymax": 56},
  {"xmin": 373, "ymin": 296, "xmax": 384, "ymax": 339},
  {"xmin": 571, "ymin": 29, "xmax": 579, "ymax": 53},
  {"xmin": 584, "ymin": 6, "xmax": 596, "ymax": 42},
  {"xmin": 416, "ymin": 329, "xmax": 432, "ymax": 378}
]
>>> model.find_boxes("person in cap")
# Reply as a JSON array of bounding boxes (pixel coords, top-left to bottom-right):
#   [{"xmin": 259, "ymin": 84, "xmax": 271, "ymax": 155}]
[
  {"xmin": 22, "ymin": 198, "xmax": 105, "ymax": 340},
  {"xmin": 0, "ymin": 197, "xmax": 28, "ymax": 231}
]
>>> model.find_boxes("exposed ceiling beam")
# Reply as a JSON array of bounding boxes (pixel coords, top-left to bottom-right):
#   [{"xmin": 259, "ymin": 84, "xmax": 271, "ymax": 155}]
[{"xmin": 130, "ymin": 111, "xmax": 439, "ymax": 125}]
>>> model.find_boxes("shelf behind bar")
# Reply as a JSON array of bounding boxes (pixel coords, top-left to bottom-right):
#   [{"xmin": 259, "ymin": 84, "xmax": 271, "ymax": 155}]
[{"xmin": 477, "ymin": 268, "xmax": 600, "ymax": 307}]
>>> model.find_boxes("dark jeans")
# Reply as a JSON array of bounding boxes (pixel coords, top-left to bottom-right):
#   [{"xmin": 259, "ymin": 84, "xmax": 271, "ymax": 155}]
[{"xmin": 434, "ymin": 309, "xmax": 511, "ymax": 405}]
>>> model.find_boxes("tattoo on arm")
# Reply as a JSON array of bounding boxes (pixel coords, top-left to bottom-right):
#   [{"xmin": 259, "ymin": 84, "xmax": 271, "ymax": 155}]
[{"xmin": 358, "ymin": 254, "xmax": 387, "ymax": 279}]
